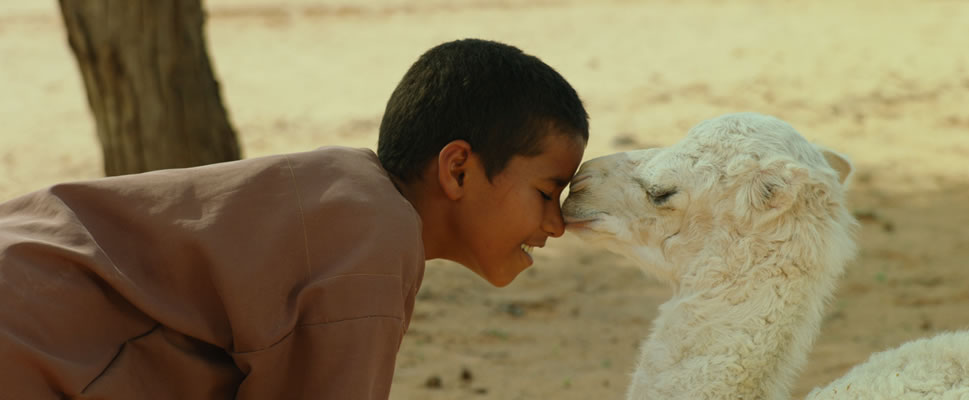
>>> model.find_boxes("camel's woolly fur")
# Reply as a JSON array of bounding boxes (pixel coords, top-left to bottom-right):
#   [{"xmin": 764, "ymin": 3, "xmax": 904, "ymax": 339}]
[
  {"xmin": 808, "ymin": 331, "xmax": 969, "ymax": 399},
  {"xmin": 562, "ymin": 112, "xmax": 969, "ymax": 399}
]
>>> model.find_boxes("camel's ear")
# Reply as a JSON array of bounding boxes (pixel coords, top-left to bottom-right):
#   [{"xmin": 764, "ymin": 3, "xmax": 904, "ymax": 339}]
[
  {"xmin": 820, "ymin": 148, "xmax": 852, "ymax": 185},
  {"xmin": 731, "ymin": 158, "xmax": 808, "ymax": 219}
]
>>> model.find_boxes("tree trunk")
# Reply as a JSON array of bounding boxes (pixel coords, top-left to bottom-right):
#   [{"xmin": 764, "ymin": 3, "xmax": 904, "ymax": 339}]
[{"xmin": 58, "ymin": 0, "xmax": 241, "ymax": 176}]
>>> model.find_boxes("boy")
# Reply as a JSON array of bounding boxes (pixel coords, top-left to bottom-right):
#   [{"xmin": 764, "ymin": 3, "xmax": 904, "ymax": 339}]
[{"xmin": 0, "ymin": 39, "xmax": 588, "ymax": 399}]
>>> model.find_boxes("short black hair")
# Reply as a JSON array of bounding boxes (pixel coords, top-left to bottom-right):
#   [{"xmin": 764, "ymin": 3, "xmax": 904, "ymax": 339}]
[{"xmin": 377, "ymin": 38, "xmax": 589, "ymax": 182}]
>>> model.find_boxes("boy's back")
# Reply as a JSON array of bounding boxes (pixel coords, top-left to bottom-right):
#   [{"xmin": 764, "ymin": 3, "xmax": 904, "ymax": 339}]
[{"xmin": 0, "ymin": 147, "xmax": 424, "ymax": 399}]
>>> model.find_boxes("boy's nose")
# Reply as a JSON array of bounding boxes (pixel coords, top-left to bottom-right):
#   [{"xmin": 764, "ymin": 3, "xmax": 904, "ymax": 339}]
[{"xmin": 543, "ymin": 206, "xmax": 566, "ymax": 238}]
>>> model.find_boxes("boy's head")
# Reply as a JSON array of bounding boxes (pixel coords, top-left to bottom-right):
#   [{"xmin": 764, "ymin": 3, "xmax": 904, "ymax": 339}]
[
  {"xmin": 377, "ymin": 38, "xmax": 589, "ymax": 183},
  {"xmin": 378, "ymin": 39, "xmax": 589, "ymax": 287}
]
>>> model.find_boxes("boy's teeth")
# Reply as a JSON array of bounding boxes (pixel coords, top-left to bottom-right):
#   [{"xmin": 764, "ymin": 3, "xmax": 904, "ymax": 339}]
[{"xmin": 521, "ymin": 244, "xmax": 533, "ymax": 254}]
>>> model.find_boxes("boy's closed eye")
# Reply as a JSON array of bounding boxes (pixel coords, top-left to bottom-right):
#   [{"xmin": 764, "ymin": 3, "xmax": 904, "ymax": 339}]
[{"xmin": 540, "ymin": 177, "xmax": 571, "ymax": 201}]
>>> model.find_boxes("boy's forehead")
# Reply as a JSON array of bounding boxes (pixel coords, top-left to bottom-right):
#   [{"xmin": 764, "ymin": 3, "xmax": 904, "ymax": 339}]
[
  {"xmin": 542, "ymin": 132, "xmax": 587, "ymax": 160},
  {"xmin": 521, "ymin": 133, "xmax": 586, "ymax": 181}
]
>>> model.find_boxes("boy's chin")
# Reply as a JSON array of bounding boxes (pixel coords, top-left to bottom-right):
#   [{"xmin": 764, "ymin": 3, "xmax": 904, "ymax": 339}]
[
  {"xmin": 484, "ymin": 274, "xmax": 517, "ymax": 288},
  {"xmin": 482, "ymin": 264, "xmax": 528, "ymax": 288},
  {"xmin": 464, "ymin": 262, "xmax": 523, "ymax": 288},
  {"xmin": 458, "ymin": 252, "xmax": 531, "ymax": 287}
]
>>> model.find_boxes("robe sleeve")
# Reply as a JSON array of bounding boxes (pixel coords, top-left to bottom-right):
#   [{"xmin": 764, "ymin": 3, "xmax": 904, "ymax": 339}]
[
  {"xmin": 230, "ymin": 272, "xmax": 410, "ymax": 399},
  {"xmin": 232, "ymin": 317, "xmax": 403, "ymax": 399}
]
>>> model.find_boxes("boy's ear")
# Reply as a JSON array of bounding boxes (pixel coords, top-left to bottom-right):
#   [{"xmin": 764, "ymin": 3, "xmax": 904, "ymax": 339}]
[{"xmin": 437, "ymin": 140, "xmax": 473, "ymax": 200}]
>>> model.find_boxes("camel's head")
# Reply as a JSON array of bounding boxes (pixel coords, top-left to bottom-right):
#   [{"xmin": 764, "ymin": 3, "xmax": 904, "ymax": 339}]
[{"xmin": 562, "ymin": 112, "xmax": 856, "ymax": 282}]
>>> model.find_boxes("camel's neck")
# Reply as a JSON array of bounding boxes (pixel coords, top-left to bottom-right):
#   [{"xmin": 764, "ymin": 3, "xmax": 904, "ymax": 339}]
[{"xmin": 626, "ymin": 255, "xmax": 843, "ymax": 400}]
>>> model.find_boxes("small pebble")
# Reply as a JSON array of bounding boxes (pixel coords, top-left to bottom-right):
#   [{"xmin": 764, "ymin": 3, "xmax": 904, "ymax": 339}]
[{"xmin": 424, "ymin": 375, "xmax": 442, "ymax": 389}]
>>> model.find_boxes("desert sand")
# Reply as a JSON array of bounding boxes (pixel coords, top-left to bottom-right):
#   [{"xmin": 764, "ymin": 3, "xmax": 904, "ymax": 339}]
[{"xmin": 1, "ymin": 1, "xmax": 967, "ymax": 398}]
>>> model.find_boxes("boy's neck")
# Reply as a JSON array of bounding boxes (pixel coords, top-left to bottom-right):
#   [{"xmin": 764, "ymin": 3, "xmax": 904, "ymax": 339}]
[{"xmin": 390, "ymin": 173, "xmax": 452, "ymax": 262}]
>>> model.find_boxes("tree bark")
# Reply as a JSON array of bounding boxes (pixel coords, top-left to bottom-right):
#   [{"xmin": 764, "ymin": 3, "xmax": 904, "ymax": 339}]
[{"xmin": 58, "ymin": 0, "xmax": 241, "ymax": 176}]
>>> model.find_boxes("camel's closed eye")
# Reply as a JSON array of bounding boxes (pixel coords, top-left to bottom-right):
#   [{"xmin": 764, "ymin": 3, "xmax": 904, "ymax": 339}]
[
  {"xmin": 632, "ymin": 177, "xmax": 677, "ymax": 206},
  {"xmin": 647, "ymin": 187, "xmax": 677, "ymax": 206}
]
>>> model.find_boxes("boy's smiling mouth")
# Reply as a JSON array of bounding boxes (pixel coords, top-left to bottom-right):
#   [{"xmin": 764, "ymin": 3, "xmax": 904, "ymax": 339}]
[{"xmin": 520, "ymin": 243, "xmax": 546, "ymax": 262}]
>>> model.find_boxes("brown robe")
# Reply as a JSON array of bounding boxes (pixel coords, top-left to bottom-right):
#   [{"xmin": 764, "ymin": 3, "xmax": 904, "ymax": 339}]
[{"xmin": 0, "ymin": 147, "xmax": 425, "ymax": 399}]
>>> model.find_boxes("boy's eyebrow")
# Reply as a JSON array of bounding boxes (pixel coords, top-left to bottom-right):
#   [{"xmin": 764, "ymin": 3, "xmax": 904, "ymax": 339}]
[{"xmin": 545, "ymin": 177, "xmax": 572, "ymax": 187}]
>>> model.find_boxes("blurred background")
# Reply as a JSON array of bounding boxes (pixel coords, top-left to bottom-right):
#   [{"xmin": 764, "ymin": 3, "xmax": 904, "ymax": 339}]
[{"xmin": 1, "ymin": 1, "xmax": 967, "ymax": 398}]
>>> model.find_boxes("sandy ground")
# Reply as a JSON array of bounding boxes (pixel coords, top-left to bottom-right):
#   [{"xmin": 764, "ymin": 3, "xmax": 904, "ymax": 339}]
[{"xmin": 2, "ymin": 1, "xmax": 968, "ymax": 398}]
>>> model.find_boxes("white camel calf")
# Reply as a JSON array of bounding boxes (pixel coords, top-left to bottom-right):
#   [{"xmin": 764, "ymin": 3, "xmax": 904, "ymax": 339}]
[{"xmin": 562, "ymin": 112, "xmax": 969, "ymax": 399}]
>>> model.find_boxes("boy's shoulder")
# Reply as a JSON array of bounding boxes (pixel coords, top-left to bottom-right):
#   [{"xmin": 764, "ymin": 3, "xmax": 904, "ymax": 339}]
[
  {"xmin": 287, "ymin": 146, "xmax": 424, "ymax": 256},
  {"xmin": 286, "ymin": 146, "xmax": 401, "ymax": 205}
]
